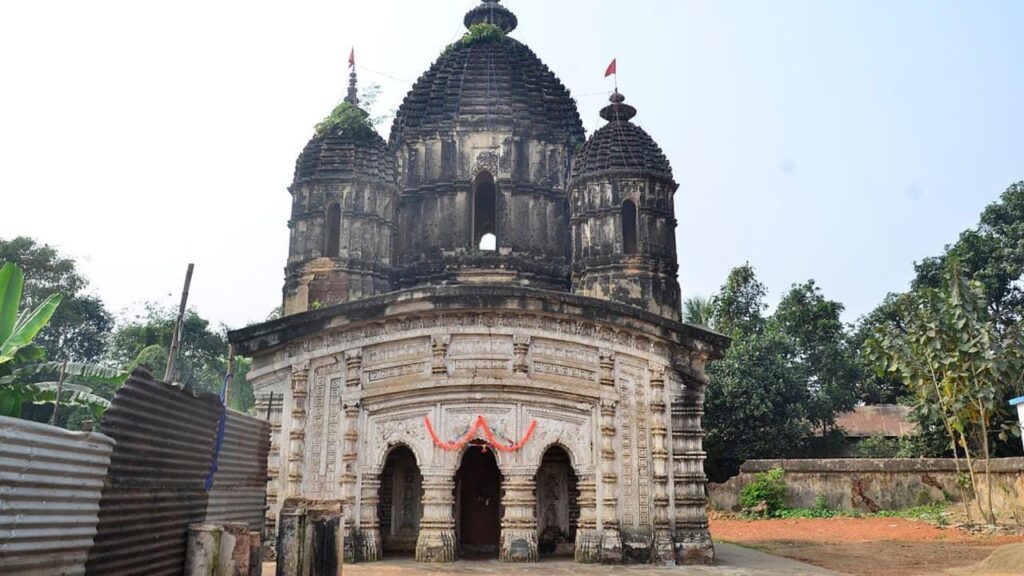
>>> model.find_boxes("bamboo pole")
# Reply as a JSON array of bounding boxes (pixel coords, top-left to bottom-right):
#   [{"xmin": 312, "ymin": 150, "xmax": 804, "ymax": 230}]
[
  {"xmin": 164, "ymin": 263, "xmax": 194, "ymax": 383},
  {"xmin": 224, "ymin": 344, "xmax": 235, "ymax": 408},
  {"xmin": 50, "ymin": 360, "xmax": 67, "ymax": 425}
]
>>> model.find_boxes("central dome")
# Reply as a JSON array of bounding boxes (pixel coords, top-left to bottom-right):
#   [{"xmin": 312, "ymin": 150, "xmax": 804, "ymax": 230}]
[
  {"xmin": 389, "ymin": 0, "xmax": 585, "ymax": 291},
  {"xmin": 389, "ymin": 5, "xmax": 584, "ymax": 147}
]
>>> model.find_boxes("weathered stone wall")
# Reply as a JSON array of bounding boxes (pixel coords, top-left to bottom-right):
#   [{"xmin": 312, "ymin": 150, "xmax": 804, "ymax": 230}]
[
  {"xmin": 236, "ymin": 287, "xmax": 728, "ymax": 565},
  {"xmin": 709, "ymin": 458, "xmax": 1024, "ymax": 523},
  {"xmin": 285, "ymin": 177, "xmax": 397, "ymax": 314},
  {"xmin": 569, "ymin": 141, "xmax": 681, "ymax": 321},
  {"xmin": 393, "ymin": 131, "xmax": 574, "ymax": 290}
]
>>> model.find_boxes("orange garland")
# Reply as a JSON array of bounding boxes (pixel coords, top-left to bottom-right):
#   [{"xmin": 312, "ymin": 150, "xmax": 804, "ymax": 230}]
[{"xmin": 424, "ymin": 415, "xmax": 537, "ymax": 452}]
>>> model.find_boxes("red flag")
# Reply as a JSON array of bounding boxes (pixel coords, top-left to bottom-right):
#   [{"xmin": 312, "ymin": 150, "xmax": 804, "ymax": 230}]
[
  {"xmin": 348, "ymin": 47, "xmax": 355, "ymax": 68},
  {"xmin": 604, "ymin": 58, "xmax": 616, "ymax": 78}
]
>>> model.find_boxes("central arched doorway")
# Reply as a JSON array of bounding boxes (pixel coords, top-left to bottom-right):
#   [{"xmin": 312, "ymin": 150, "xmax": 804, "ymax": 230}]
[
  {"xmin": 455, "ymin": 444, "xmax": 502, "ymax": 558},
  {"xmin": 378, "ymin": 445, "xmax": 422, "ymax": 557}
]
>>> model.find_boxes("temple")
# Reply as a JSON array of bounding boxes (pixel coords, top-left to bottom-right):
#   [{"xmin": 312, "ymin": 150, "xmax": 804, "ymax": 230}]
[{"xmin": 229, "ymin": 0, "xmax": 729, "ymax": 565}]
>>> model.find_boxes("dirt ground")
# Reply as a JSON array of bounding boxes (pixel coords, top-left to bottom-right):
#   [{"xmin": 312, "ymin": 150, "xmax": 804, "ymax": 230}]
[{"xmin": 710, "ymin": 515, "xmax": 1024, "ymax": 576}]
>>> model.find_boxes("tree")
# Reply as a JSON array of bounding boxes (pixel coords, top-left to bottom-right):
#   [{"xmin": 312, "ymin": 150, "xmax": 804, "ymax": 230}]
[
  {"xmin": 710, "ymin": 263, "xmax": 767, "ymax": 337},
  {"xmin": 704, "ymin": 329, "xmax": 811, "ymax": 462},
  {"xmin": 0, "ymin": 262, "xmax": 62, "ymax": 416},
  {"xmin": 106, "ymin": 304, "xmax": 254, "ymax": 412},
  {"xmin": 867, "ymin": 262, "xmax": 1024, "ymax": 524},
  {"xmin": 912, "ymin": 182, "xmax": 1024, "ymax": 327},
  {"xmin": 773, "ymin": 280, "xmax": 860, "ymax": 435},
  {"xmin": 682, "ymin": 295, "xmax": 716, "ymax": 327},
  {"xmin": 850, "ymin": 295, "xmax": 911, "ymax": 404},
  {"xmin": 0, "ymin": 237, "xmax": 114, "ymax": 362},
  {"xmin": 704, "ymin": 265, "xmax": 813, "ymax": 465}
]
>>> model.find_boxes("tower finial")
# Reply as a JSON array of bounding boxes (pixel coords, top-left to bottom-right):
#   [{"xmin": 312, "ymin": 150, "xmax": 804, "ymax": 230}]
[
  {"xmin": 345, "ymin": 47, "xmax": 359, "ymax": 106},
  {"xmin": 345, "ymin": 69, "xmax": 359, "ymax": 106},
  {"xmin": 464, "ymin": 0, "xmax": 518, "ymax": 33},
  {"xmin": 599, "ymin": 91, "xmax": 637, "ymax": 122}
]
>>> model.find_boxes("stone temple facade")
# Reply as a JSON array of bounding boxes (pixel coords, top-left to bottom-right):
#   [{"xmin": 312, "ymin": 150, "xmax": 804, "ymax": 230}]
[{"xmin": 229, "ymin": 0, "xmax": 729, "ymax": 565}]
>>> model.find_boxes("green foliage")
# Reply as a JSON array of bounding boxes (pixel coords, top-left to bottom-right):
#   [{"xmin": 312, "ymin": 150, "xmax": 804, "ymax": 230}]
[
  {"xmin": 443, "ymin": 22, "xmax": 506, "ymax": 55},
  {"xmin": 740, "ymin": 468, "xmax": 787, "ymax": 515},
  {"xmin": 314, "ymin": 101, "xmax": 375, "ymax": 138},
  {"xmin": 107, "ymin": 304, "xmax": 254, "ymax": 413},
  {"xmin": 866, "ymin": 261, "xmax": 1024, "ymax": 524},
  {"xmin": 774, "ymin": 280, "xmax": 861, "ymax": 433},
  {"xmin": 704, "ymin": 265, "xmax": 861, "ymax": 461},
  {"xmin": 852, "ymin": 433, "xmax": 933, "ymax": 458},
  {"xmin": 683, "ymin": 295, "xmax": 716, "ymax": 327},
  {"xmin": 710, "ymin": 264, "xmax": 767, "ymax": 337},
  {"xmin": 0, "ymin": 237, "xmax": 114, "ymax": 362}
]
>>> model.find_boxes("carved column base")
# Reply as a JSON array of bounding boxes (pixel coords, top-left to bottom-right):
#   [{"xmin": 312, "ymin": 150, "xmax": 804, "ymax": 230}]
[
  {"xmin": 342, "ymin": 521, "xmax": 357, "ymax": 564},
  {"xmin": 357, "ymin": 528, "xmax": 381, "ymax": 562},
  {"xmin": 499, "ymin": 529, "xmax": 538, "ymax": 562},
  {"xmin": 415, "ymin": 528, "xmax": 457, "ymax": 562},
  {"xmin": 674, "ymin": 526, "xmax": 714, "ymax": 565},
  {"xmin": 574, "ymin": 529, "xmax": 601, "ymax": 563},
  {"xmin": 599, "ymin": 527, "xmax": 623, "ymax": 563},
  {"xmin": 653, "ymin": 528, "xmax": 675, "ymax": 565}
]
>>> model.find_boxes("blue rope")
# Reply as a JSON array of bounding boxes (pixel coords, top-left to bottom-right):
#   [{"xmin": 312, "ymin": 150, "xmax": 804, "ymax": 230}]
[{"xmin": 204, "ymin": 370, "xmax": 233, "ymax": 491}]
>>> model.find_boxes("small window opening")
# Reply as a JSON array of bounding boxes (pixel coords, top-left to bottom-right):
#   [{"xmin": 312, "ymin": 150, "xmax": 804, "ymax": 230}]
[
  {"xmin": 622, "ymin": 199, "xmax": 638, "ymax": 255},
  {"xmin": 479, "ymin": 233, "xmax": 496, "ymax": 251},
  {"xmin": 326, "ymin": 204, "xmax": 341, "ymax": 258},
  {"xmin": 473, "ymin": 171, "xmax": 497, "ymax": 251}
]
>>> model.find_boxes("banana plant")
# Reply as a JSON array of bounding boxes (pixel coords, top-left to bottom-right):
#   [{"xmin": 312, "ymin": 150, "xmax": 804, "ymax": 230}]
[
  {"xmin": 0, "ymin": 263, "xmax": 128, "ymax": 420},
  {"xmin": 0, "ymin": 262, "xmax": 61, "ymax": 417}
]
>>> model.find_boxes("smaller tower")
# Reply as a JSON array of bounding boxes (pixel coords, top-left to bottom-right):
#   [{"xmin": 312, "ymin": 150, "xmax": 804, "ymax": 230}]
[
  {"xmin": 283, "ymin": 67, "xmax": 398, "ymax": 315},
  {"xmin": 569, "ymin": 91, "xmax": 681, "ymax": 320}
]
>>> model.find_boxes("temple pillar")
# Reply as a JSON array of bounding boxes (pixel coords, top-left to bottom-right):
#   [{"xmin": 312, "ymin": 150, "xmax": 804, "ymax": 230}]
[
  {"xmin": 574, "ymin": 473, "xmax": 600, "ymax": 563},
  {"xmin": 415, "ymin": 473, "xmax": 457, "ymax": 562},
  {"xmin": 340, "ymin": 350, "xmax": 362, "ymax": 562},
  {"xmin": 649, "ymin": 366, "xmax": 674, "ymax": 564},
  {"xmin": 358, "ymin": 475, "xmax": 382, "ymax": 561},
  {"xmin": 672, "ymin": 362, "xmax": 714, "ymax": 565},
  {"xmin": 499, "ymin": 471, "xmax": 538, "ymax": 562},
  {"xmin": 597, "ymin": 351, "xmax": 622, "ymax": 562},
  {"xmin": 287, "ymin": 366, "xmax": 309, "ymax": 498}
]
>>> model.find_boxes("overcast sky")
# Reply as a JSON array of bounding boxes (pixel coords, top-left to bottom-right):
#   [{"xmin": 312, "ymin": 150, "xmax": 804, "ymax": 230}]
[{"xmin": 2, "ymin": 0, "xmax": 1021, "ymax": 330}]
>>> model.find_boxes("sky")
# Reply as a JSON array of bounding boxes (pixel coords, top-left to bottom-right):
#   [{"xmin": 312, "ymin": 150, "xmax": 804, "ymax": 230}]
[{"xmin": 2, "ymin": 0, "xmax": 1022, "ymax": 330}]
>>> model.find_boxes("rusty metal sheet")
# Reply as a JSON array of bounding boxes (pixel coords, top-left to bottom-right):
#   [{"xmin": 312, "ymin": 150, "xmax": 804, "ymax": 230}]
[
  {"xmin": 204, "ymin": 409, "xmax": 270, "ymax": 530},
  {"xmin": 85, "ymin": 369, "xmax": 222, "ymax": 576},
  {"xmin": 0, "ymin": 416, "xmax": 115, "ymax": 576}
]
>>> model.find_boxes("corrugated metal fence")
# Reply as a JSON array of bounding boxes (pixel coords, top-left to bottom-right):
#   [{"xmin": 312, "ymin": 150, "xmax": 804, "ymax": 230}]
[
  {"xmin": 0, "ymin": 416, "xmax": 115, "ymax": 576},
  {"xmin": 84, "ymin": 368, "xmax": 270, "ymax": 576},
  {"xmin": 205, "ymin": 409, "xmax": 271, "ymax": 530}
]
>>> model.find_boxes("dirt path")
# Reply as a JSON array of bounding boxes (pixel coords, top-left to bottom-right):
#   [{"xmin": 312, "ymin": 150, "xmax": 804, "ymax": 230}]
[{"xmin": 710, "ymin": 516, "xmax": 1024, "ymax": 576}]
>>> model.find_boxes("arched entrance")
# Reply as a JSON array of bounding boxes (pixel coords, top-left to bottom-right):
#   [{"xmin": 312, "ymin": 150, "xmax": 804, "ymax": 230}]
[
  {"xmin": 455, "ymin": 444, "xmax": 502, "ymax": 558},
  {"xmin": 378, "ymin": 446, "xmax": 423, "ymax": 557},
  {"xmin": 536, "ymin": 446, "xmax": 579, "ymax": 557}
]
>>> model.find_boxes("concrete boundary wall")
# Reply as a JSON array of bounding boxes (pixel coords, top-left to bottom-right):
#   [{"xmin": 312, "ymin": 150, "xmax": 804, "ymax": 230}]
[
  {"xmin": 0, "ymin": 416, "xmax": 115, "ymax": 576},
  {"xmin": 709, "ymin": 458, "xmax": 1024, "ymax": 523}
]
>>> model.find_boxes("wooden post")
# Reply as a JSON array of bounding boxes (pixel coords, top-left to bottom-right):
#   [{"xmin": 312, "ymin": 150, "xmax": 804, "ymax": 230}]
[
  {"xmin": 50, "ymin": 360, "xmax": 68, "ymax": 425},
  {"xmin": 224, "ymin": 344, "xmax": 235, "ymax": 408},
  {"xmin": 164, "ymin": 263, "xmax": 194, "ymax": 383}
]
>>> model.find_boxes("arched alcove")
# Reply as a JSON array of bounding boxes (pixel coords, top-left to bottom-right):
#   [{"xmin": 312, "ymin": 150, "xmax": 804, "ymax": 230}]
[
  {"xmin": 473, "ymin": 172, "xmax": 497, "ymax": 251},
  {"xmin": 378, "ymin": 445, "xmax": 423, "ymax": 556},
  {"xmin": 621, "ymin": 199, "xmax": 638, "ymax": 255},
  {"xmin": 536, "ymin": 445, "xmax": 579, "ymax": 557},
  {"xmin": 325, "ymin": 203, "xmax": 341, "ymax": 258}
]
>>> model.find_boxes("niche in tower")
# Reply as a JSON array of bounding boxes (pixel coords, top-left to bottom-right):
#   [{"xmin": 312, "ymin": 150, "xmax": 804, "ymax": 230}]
[
  {"xmin": 325, "ymin": 203, "xmax": 341, "ymax": 258},
  {"xmin": 473, "ymin": 171, "xmax": 497, "ymax": 251},
  {"xmin": 622, "ymin": 199, "xmax": 638, "ymax": 255}
]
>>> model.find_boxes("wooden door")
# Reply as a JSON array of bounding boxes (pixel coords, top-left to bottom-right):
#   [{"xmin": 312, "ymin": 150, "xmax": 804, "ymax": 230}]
[{"xmin": 458, "ymin": 446, "xmax": 501, "ymax": 555}]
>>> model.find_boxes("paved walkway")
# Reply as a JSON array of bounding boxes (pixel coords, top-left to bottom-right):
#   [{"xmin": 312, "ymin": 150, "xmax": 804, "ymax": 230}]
[{"xmin": 263, "ymin": 544, "xmax": 846, "ymax": 575}]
